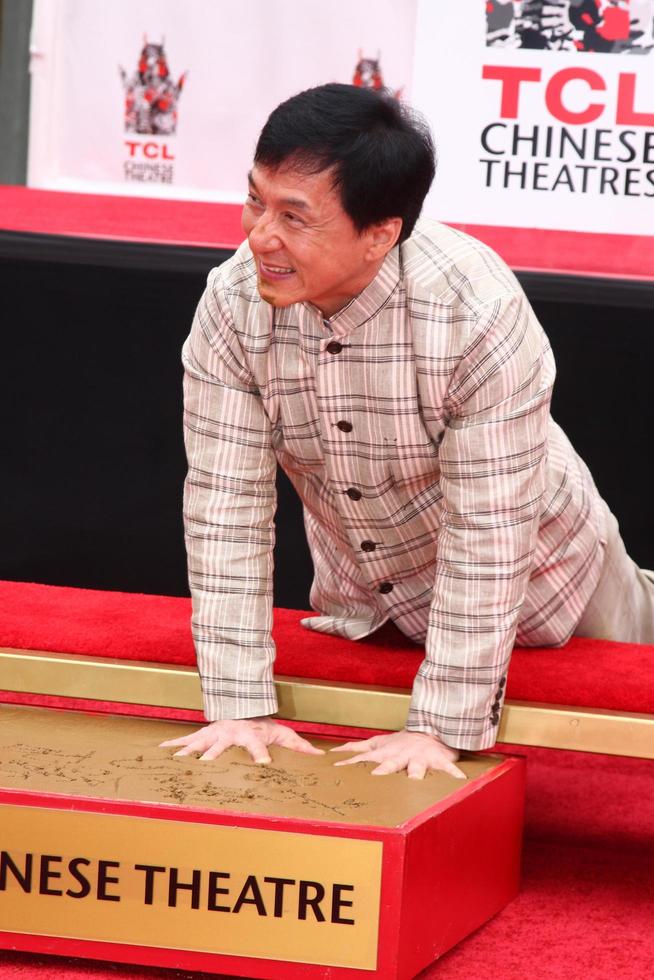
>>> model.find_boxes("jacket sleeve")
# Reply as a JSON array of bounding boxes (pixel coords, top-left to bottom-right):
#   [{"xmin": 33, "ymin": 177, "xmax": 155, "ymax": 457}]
[
  {"xmin": 407, "ymin": 291, "xmax": 554, "ymax": 750},
  {"xmin": 182, "ymin": 268, "xmax": 278, "ymax": 721}
]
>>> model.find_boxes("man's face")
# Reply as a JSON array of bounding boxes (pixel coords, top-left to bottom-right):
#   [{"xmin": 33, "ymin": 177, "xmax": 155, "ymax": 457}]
[{"xmin": 241, "ymin": 163, "xmax": 384, "ymax": 317}]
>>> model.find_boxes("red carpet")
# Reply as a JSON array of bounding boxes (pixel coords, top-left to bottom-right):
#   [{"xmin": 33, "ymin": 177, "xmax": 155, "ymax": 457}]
[
  {"xmin": 1, "ymin": 581, "xmax": 653, "ymax": 977},
  {"xmin": 2, "ymin": 580, "xmax": 654, "ymax": 714}
]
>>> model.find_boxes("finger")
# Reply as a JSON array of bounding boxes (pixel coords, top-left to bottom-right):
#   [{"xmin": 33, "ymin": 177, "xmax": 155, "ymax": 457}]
[
  {"xmin": 407, "ymin": 761, "xmax": 427, "ymax": 780},
  {"xmin": 241, "ymin": 735, "xmax": 272, "ymax": 765},
  {"xmin": 371, "ymin": 759, "xmax": 404, "ymax": 776},
  {"xmin": 330, "ymin": 737, "xmax": 377, "ymax": 753},
  {"xmin": 291, "ymin": 740, "xmax": 326, "ymax": 755},
  {"xmin": 159, "ymin": 735, "xmax": 195, "ymax": 747},
  {"xmin": 443, "ymin": 762, "xmax": 467, "ymax": 780},
  {"xmin": 333, "ymin": 752, "xmax": 375, "ymax": 767},
  {"xmin": 172, "ymin": 741, "xmax": 207, "ymax": 757},
  {"xmin": 199, "ymin": 740, "xmax": 229, "ymax": 762},
  {"xmin": 275, "ymin": 729, "xmax": 325, "ymax": 755}
]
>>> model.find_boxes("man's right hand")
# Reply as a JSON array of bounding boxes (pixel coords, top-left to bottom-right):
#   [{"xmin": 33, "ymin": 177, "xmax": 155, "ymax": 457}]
[{"xmin": 159, "ymin": 717, "xmax": 325, "ymax": 764}]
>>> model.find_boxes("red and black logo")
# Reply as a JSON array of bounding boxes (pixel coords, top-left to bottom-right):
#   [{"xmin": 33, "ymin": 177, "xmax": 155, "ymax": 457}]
[
  {"xmin": 352, "ymin": 51, "xmax": 403, "ymax": 99},
  {"xmin": 486, "ymin": 0, "xmax": 654, "ymax": 54},
  {"xmin": 119, "ymin": 36, "xmax": 187, "ymax": 135}
]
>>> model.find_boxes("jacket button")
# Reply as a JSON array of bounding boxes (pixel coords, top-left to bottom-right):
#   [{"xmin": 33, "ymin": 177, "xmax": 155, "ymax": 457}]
[
  {"xmin": 361, "ymin": 540, "xmax": 376, "ymax": 552},
  {"xmin": 379, "ymin": 582, "xmax": 393, "ymax": 594},
  {"xmin": 490, "ymin": 714, "xmax": 500, "ymax": 726},
  {"xmin": 326, "ymin": 341, "xmax": 343, "ymax": 354},
  {"xmin": 336, "ymin": 420, "xmax": 353, "ymax": 432},
  {"xmin": 498, "ymin": 676, "xmax": 506, "ymax": 689},
  {"xmin": 346, "ymin": 487, "xmax": 362, "ymax": 501}
]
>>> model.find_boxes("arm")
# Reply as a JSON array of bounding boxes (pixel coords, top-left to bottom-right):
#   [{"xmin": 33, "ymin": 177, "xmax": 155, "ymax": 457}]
[
  {"xmin": 331, "ymin": 291, "xmax": 551, "ymax": 775},
  {"xmin": 181, "ymin": 269, "xmax": 278, "ymax": 722},
  {"xmin": 408, "ymin": 290, "xmax": 554, "ymax": 751},
  {"xmin": 164, "ymin": 270, "xmax": 323, "ymax": 762}
]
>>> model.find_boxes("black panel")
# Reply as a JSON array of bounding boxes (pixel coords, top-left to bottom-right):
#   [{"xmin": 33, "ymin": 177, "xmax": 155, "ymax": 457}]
[
  {"xmin": 2, "ymin": 231, "xmax": 653, "ymax": 305},
  {"xmin": 0, "ymin": 243, "xmax": 651, "ymax": 609},
  {"xmin": 2, "ymin": 257, "xmax": 196, "ymax": 596},
  {"xmin": 534, "ymin": 297, "xmax": 654, "ymax": 569},
  {"xmin": 0, "ymin": 231, "xmax": 233, "ymax": 276},
  {"xmin": 0, "ymin": 252, "xmax": 314, "ymax": 607}
]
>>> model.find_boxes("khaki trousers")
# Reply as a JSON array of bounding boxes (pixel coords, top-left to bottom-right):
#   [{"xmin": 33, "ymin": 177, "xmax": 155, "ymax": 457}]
[{"xmin": 574, "ymin": 507, "xmax": 654, "ymax": 645}]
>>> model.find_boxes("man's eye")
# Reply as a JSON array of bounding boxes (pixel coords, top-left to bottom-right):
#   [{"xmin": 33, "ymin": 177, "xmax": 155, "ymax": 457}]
[
  {"xmin": 284, "ymin": 212, "xmax": 303, "ymax": 224},
  {"xmin": 247, "ymin": 192, "xmax": 262, "ymax": 206}
]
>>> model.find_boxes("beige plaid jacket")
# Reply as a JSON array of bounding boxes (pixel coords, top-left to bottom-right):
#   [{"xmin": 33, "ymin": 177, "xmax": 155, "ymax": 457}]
[{"xmin": 182, "ymin": 219, "xmax": 607, "ymax": 750}]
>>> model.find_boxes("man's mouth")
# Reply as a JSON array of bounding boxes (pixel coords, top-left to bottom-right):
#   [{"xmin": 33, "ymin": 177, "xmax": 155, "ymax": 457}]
[{"xmin": 259, "ymin": 260, "xmax": 296, "ymax": 280}]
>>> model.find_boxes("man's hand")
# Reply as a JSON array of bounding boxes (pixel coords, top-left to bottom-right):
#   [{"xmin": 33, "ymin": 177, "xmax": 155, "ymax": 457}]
[
  {"xmin": 330, "ymin": 730, "xmax": 466, "ymax": 780},
  {"xmin": 159, "ymin": 717, "xmax": 325, "ymax": 764}
]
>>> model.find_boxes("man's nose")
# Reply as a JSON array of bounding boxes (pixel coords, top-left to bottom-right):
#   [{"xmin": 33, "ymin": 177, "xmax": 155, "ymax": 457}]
[{"xmin": 249, "ymin": 212, "xmax": 283, "ymax": 252}]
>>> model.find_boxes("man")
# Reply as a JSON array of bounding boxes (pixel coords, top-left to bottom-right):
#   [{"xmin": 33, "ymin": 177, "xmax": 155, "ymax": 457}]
[{"xmin": 161, "ymin": 83, "xmax": 654, "ymax": 778}]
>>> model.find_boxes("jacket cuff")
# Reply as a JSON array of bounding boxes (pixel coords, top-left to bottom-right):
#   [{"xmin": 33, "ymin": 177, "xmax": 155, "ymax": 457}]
[
  {"xmin": 407, "ymin": 668, "xmax": 508, "ymax": 750},
  {"xmin": 200, "ymin": 677, "xmax": 278, "ymax": 723},
  {"xmin": 405, "ymin": 708, "xmax": 500, "ymax": 751}
]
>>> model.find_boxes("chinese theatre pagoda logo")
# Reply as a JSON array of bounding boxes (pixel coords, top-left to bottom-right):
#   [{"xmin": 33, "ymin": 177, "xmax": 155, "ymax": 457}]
[
  {"xmin": 486, "ymin": 0, "xmax": 654, "ymax": 53},
  {"xmin": 352, "ymin": 51, "xmax": 403, "ymax": 99},
  {"xmin": 119, "ymin": 36, "xmax": 188, "ymax": 185}
]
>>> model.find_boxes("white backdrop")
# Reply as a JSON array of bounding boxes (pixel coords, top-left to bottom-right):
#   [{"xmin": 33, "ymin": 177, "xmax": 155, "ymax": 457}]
[
  {"xmin": 28, "ymin": 0, "xmax": 654, "ymax": 235},
  {"xmin": 27, "ymin": 0, "xmax": 416, "ymax": 202},
  {"xmin": 412, "ymin": 1, "xmax": 654, "ymax": 234}
]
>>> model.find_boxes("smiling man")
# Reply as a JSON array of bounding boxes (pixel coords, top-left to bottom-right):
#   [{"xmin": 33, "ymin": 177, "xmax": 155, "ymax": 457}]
[
  {"xmin": 243, "ymin": 164, "xmax": 399, "ymax": 316},
  {"xmin": 162, "ymin": 83, "xmax": 654, "ymax": 778}
]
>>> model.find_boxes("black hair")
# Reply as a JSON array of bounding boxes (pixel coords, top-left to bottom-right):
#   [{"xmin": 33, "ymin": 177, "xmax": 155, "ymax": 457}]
[{"xmin": 254, "ymin": 83, "xmax": 436, "ymax": 243}]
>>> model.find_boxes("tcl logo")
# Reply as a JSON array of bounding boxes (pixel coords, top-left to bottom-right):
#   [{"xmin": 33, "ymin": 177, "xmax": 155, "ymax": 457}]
[
  {"xmin": 124, "ymin": 141, "xmax": 175, "ymax": 160},
  {"xmin": 483, "ymin": 66, "xmax": 654, "ymax": 127}
]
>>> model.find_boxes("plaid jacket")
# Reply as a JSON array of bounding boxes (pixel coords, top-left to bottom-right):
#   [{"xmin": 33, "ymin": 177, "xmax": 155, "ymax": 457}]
[{"xmin": 182, "ymin": 219, "xmax": 607, "ymax": 750}]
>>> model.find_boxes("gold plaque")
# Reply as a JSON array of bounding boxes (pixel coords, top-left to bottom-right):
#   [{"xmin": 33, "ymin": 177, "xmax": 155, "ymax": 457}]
[{"xmin": 0, "ymin": 804, "xmax": 382, "ymax": 970}]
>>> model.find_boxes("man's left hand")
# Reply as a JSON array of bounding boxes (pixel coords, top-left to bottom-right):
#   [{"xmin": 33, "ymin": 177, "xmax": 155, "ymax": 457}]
[{"xmin": 330, "ymin": 730, "xmax": 466, "ymax": 780}]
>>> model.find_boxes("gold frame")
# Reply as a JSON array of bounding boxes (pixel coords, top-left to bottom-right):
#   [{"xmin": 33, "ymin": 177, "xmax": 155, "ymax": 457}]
[{"xmin": 1, "ymin": 647, "xmax": 653, "ymax": 759}]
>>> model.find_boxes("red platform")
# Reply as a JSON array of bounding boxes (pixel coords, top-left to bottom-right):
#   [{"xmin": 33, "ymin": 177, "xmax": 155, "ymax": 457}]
[{"xmin": 0, "ymin": 706, "xmax": 524, "ymax": 980}]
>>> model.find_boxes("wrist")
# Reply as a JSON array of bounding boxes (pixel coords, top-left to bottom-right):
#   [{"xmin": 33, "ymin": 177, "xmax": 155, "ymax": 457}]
[{"xmin": 405, "ymin": 728, "xmax": 459, "ymax": 756}]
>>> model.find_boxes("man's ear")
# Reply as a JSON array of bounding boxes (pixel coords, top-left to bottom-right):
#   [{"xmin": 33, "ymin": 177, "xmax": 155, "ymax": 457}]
[{"xmin": 366, "ymin": 217, "xmax": 402, "ymax": 260}]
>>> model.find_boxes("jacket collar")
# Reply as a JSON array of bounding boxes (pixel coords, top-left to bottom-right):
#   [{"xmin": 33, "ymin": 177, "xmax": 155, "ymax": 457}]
[{"xmin": 303, "ymin": 246, "xmax": 401, "ymax": 339}]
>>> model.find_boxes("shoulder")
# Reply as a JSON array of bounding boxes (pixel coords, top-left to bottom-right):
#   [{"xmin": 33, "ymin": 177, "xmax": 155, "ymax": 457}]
[
  {"xmin": 401, "ymin": 219, "xmax": 522, "ymax": 314},
  {"xmin": 400, "ymin": 222, "xmax": 550, "ymax": 378},
  {"xmin": 186, "ymin": 240, "xmax": 264, "ymax": 387},
  {"xmin": 206, "ymin": 239, "xmax": 260, "ymax": 315}
]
